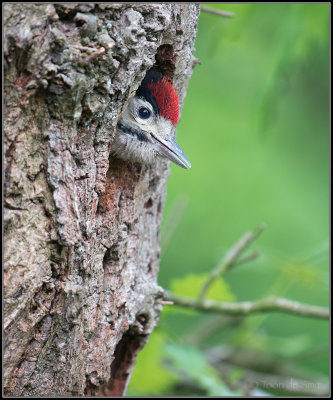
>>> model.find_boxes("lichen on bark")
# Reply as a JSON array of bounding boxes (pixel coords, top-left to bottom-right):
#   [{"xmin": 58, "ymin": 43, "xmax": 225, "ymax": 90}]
[{"xmin": 4, "ymin": 3, "xmax": 200, "ymax": 396}]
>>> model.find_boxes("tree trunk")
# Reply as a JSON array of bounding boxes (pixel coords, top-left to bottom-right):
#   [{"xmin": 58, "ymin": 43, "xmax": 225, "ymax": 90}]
[{"xmin": 4, "ymin": 3, "xmax": 200, "ymax": 396}]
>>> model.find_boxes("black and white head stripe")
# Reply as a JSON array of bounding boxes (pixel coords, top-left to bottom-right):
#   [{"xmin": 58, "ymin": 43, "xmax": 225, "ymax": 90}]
[{"xmin": 117, "ymin": 121, "xmax": 150, "ymax": 143}]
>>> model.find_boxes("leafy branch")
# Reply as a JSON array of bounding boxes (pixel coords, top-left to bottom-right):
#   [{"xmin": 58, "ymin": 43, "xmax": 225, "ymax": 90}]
[{"xmin": 164, "ymin": 224, "xmax": 329, "ymax": 320}]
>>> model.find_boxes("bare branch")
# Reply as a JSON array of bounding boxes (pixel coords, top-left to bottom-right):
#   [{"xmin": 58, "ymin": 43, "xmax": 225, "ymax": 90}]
[
  {"xmin": 198, "ymin": 224, "xmax": 266, "ymax": 302},
  {"xmin": 165, "ymin": 292, "xmax": 329, "ymax": 320},
  {"xmin": 201, "ymin": 6, "xmax": 235, "ymax": 18},
  {"xmin": 192, "ymin": 57, "xmax": 202, "ymax": 68},
  {"xmin": 230, "ymin": 250, "xmax": 260, "ymax": 268},
  {"xmin": 166, "ymin": 223, "xmax": 328, "ymax": 320}
]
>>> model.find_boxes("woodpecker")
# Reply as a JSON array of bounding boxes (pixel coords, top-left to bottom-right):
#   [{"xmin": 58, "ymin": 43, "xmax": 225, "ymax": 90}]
[{"xmin": 111, "ymin": 69, "xmax": 191, "ymax": 169}]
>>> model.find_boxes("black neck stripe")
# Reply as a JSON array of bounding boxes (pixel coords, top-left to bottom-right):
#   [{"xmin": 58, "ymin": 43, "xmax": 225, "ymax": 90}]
[{"xmin": 117, "ymin": 121, "xmax": 149, "ymax": 143}]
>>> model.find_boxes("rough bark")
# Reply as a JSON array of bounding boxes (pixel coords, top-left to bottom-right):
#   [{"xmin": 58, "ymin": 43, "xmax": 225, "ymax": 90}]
[{"xmin": 4, "ymin": 3, "xmax": 200, "ymax": 396}]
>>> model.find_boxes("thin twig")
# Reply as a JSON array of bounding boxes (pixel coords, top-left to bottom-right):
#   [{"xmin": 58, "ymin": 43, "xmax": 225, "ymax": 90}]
[
  {"xmin": 198, "ymin": 224, "xmax": 266, "ymax": 302},
  {"xmin": 230, "ymin": 250, "xmax": 260, "ymax": 269},
  {"xmin": 192, "ymin": 57, "xmax": 202, "ymax": 68},
  {"xmin": 201, "ymin": 6, "xmax": 235, "ymax": 19},
  {"xmin": 156, "ymin": 299, "xmax": 174, "ymax": 306},
  {"xmin": 165, "ymin": 292, "xmax": 329, "ymax": 320}
]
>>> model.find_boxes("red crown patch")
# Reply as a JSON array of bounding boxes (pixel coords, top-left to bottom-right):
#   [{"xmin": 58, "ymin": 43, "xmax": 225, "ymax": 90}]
[{"xmin": 147, "ymin": 77, "xmax": 179, "ymax": 126}]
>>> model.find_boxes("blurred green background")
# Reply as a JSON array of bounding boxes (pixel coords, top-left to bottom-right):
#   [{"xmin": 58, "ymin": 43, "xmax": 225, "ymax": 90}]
[{"xmin": 128, "ymin": 4, "xmax": 329, "ymax": 396}]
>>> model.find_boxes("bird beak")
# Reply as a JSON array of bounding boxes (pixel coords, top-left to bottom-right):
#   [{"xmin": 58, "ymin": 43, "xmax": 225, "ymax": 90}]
[{"xmin": 151, "ymin": 134, "xmax": 191, "ymax": 169}]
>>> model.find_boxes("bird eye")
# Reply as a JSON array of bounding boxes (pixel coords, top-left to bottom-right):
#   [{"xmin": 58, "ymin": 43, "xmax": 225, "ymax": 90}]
[{"xmin": 138, "ymin": 107, "xmax": 151, "ymax": 119}]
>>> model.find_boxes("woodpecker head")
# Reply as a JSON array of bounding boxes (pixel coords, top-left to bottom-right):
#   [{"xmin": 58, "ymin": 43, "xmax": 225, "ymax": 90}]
[{"xmin": 112, "ymin": 70, "xmax": 191, "ymax": 169}]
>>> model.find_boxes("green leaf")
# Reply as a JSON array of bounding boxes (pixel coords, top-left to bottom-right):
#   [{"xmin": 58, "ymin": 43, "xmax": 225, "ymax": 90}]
[
  {"xmin": 164, "ymin": 273, "xmax": 236, "ymax": 316},
  {"xmin": 228, "ymin": 368, "xmax": 245, "ymax": 382},
  {"xmin": 170, "ymin": 273, "xmax": 236, "ymax": 301},
  {"xmin": 163, "ymin": 342, "xmax": 244, "ymax": 396}
]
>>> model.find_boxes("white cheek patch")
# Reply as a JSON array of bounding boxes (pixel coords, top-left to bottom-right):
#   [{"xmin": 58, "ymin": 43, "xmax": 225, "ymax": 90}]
[
  {"xmin": 124, "ymin": 136, "xmax": 157, "ymax": 163},
  {"xmin": 111, "ymin": 127, "xmax": 157, "ymax": 164},
  {"xmin": 155, "ymin": 118, "xmax": 174, "ymax": 140}
]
